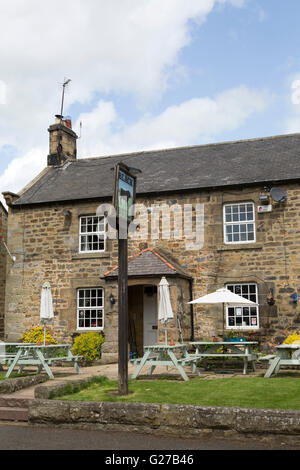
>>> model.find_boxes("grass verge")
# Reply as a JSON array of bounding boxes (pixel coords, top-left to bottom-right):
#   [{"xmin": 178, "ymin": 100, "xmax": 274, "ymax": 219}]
[{"xmin": 55, "ymin": 375, "xmax": 300, "ymax": 410}]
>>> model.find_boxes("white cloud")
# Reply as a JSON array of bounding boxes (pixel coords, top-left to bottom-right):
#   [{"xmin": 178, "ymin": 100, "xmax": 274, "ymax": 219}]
[
  {"xmin": 0, "ymin": 81, "xmax": 7, "ymax": 105},
  {"xmin": 0, "ymin": 84, "xmax": 269, "ymax": 206},
  {"xmin": 76, "ymin": 85, "xmax": 269, "ymax": 157},
  {"xmin": 0, "ymin": 0, "xmax": 242, "ymax": 151},
  {"xmin": 286, "ymin": 117, "xmax": 300, "ymax": 134},
  {"xmin": 284, "ymin": 74, "xmax": 300, "ymax": 133},
  {"xmin": 0, "ymin": 147, "xmax": 46, "ymax": 202},
  {"xmin": 291, "ymin": 79, "xmax": 300, "ymax": 105},
  {"xmin": 0, "ymin": 0, "xmax": 247, "ymax": 205}
]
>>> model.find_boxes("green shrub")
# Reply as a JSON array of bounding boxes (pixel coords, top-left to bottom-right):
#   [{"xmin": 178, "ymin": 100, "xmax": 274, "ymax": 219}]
[
  {"xmin": 72, "ymin": 332, "xmax": 105, "ymax": 363},
  {"xmin": 19, "ymin": 326, "xmax": 57, "ymax": 345}
]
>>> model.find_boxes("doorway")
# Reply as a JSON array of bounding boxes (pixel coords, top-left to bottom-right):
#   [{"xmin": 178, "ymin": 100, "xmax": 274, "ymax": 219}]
[
  {"xmin": 143, "ymin": 285, "xmax": 158, "ymax": 348},
  {"xmin": 128, "ymin": 284, "xmax": 158, "ymax": 356}
]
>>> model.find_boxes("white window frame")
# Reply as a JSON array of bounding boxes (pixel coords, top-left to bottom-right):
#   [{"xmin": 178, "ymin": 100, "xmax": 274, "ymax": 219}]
[
  {"xmin": 79, "ymin": 215, "xmax": 106, "ymax": 253},
  {"xmin": 225, "ymin": 283, "xmax": 259, "ymax": 330},
  {"xmin": 77, "ymin": 288, "xmax": 104, "ymax": 331},
  {"xmin": 223, "ymin": 202, "xmax": 256, "ymax": 245}
]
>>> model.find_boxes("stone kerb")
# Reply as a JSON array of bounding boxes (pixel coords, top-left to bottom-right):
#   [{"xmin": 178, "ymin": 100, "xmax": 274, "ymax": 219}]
[
  {"xmin": 34, "ymin": 376, "xmax": 95, "ymax": 400},
  {"xmin": 29, "ymin": 378, "xmax": 300, "ymax": 438},
  {"xmin": 0, "ymin": 373, "xmax": 48, "ymax": 394}
]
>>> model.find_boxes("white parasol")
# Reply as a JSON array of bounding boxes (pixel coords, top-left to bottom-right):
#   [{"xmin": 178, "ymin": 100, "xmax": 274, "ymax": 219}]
[
  {"xmin": 40, "ymin": 281, "xmax": 54, "ymax": 345},
  {"xmin": 158, "ymin": 277, "xmax": 174, "ymax": 344},
  {"xmin": 189, "ymin": 288, "xmax": 258, "ymax": 334}
]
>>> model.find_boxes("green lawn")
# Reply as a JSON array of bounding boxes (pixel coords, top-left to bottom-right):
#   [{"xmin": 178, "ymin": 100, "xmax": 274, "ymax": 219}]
[{"xmin": 57, "ymin": 375, "xmax": 300, "ymax": 410}]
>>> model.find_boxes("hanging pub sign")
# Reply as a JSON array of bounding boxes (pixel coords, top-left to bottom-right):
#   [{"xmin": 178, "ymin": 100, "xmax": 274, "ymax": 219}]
[{"xmin": 113, "ymin": 163, "xmax": 137, "ymax": 225}]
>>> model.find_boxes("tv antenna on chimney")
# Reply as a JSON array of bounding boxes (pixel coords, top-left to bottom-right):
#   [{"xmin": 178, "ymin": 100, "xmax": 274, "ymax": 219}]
[{"xmin": 59, "ymin": 78, "xmax": 71, "ymax": 118}]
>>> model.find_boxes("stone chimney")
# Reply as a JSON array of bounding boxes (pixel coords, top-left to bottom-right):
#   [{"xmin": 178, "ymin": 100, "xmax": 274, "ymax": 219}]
[{"xmin": 47, "ymin": 115, "xmax": 78, "ymax": 166}]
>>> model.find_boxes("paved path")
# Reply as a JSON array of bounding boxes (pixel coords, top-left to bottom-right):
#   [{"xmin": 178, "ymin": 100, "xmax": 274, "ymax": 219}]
[{"xmin": 0, "ymin": 362, "xmax": 127, "ymax": 400}]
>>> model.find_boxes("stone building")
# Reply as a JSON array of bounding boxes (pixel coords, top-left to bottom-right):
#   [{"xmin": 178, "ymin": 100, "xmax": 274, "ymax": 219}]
[
  {"xmin": 0, "ymin": 202, "xmax": 7, "ymax": 339},
  {"xmin": 3, "ymin": 116, "xmax": 300, "ymax": 359}
]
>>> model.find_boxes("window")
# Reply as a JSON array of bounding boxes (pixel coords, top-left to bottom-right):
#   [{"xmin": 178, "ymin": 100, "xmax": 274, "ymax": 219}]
[
  {"xmin": 79, "ymin": 215, "xmax": 105, "ymax": 252},
  {"xmin": 77, "ymin": 288, "xmax": 104, "ymax": 330},
  {"xmin": 226, "ymin": 283, "xmax": 259, "ymax": 329},
  {"xmin": 223, "ymin": 202, "xmax": 255, "ymax": 244}
]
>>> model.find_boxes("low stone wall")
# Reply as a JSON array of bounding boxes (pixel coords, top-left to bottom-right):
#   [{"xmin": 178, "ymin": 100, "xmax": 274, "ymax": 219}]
[
  {"xmin": 34, "ymin": 377, "xmax": 96, "ymax": 400},
  {"xmin": 28, "ymin": 380, "xmax": 300, "ymax": 439},
  {"xmin": 0, "ymin": 374, "xmax": 48, "ymax": 394}
]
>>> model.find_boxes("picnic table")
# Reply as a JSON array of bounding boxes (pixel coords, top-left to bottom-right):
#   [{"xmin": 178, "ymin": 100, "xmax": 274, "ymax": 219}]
[
  {"xmin": 130, "ymin": 344, "xmax": 189, "ymax": 381},
  {"xmin": 3, "ymin": 344, "xmax": 82, "ymax": 380},
  {"xmin": 0, "ymin": 343, "xmax": 36, "ymax": 371},
  {"xmin": 264, "ymin": 344, "xmax": 300, "ymax": 378},
  {"xmin": 187, "ymin": 341, "xmax": 258, "ymax": 375}
]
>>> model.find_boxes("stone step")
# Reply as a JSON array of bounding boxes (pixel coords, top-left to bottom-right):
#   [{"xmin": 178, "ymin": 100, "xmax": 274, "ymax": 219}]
[
  {"xmin": 0, "ymin": 406, "xmax": 28, "ymax": 421},
  {"xmin": 0, "ymin": 397, "xmax": 31, "ymax": 408}
]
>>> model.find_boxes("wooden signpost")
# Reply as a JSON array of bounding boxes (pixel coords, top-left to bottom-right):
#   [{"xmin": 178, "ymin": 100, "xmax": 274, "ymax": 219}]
[{"xmin": 113, "ymin": 163, "xmax": 137, "ymax": 395}]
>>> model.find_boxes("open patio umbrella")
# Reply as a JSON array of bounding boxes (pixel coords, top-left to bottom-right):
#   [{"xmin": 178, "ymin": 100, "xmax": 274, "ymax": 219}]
[
  {"xmin": 158, "ymin": 277, "xmax": 174, "ymax": 344},
  {"xmin": 188, "ymin": 288, "xmax": 258, "ymax": 335},
  {"xmin": 40, "ymin": 281, "xmax": 54, "ymax": 345}
]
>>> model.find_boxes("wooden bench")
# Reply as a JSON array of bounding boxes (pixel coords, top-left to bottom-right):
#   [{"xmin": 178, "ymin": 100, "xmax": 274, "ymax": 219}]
[
  {"xmin": 0, "ymin": 355, "xmax": 17, "ymax": 369},
  {"xmin": 4, "ymin": 344, "xmax": 83, "ymax": 379},
  {"xmin": 188, "ymin": 353, "xmax": 256, "ymax": 358},
  {"xmin": 178, "ymin": 352, "xmax": 257, "ymax": 375},
  {"xmin": 258, "ymin": 354, "xmax": 276, "ymax": 361},
  {"xmin": 45, "ymin": 355, "xmax": 82, "ymax": 366},
  {"xmin": 0, "ymin": 354, "xmax": 17, "ymax": 361}
]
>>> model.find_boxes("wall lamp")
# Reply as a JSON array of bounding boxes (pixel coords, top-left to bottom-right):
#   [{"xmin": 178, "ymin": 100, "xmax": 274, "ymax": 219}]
[
  {"xmin": 61, "ymin": 209, "xmax": 72, "ymax": 218},
  {"xmin": 267, "ymin": 288, "xmax": 275, "ymax": 306},
  {"xmin": 110, "ymin": 294, "xmax": 116, "ymax": 305},
  {"xmin": 61, "ymin": 209, "xmax": 72, "ymax": 230}
]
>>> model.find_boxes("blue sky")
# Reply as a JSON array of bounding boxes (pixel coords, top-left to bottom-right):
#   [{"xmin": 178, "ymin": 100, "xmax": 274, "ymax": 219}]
[{"xmin": 1, "ymin": 1, "xmax": 300, "ymax": 199}]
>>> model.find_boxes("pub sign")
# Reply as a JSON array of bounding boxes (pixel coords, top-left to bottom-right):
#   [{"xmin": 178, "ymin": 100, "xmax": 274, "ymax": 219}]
[{"xmin": 113, "ymin": 163, "xmax": 136, "ymax": 224}]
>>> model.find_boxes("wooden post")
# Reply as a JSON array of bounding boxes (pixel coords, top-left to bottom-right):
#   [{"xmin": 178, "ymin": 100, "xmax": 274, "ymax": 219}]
[
  {"xmin": 113, "ymin": 163, "xmax": 138, "ymax": 396},
  {"xmin": 118, "ymin": 227, "xmax": 128, "ymax": 395}
]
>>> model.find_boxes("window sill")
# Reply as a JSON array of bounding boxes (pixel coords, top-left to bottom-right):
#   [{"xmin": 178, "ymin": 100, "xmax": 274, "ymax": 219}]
[
  {"xmin": 72, "ymin": 252, "xmax": 111, "ymax": 260},
  {"xmin": 225, "ymin": 328, "xmax": 260, "ymax": 331},
  {"xmin": 77, "ymin": 328, "xmax": 104, "ymax": 331},
  {"xmin": 217, "ymin": 243, "xmax": 263, "ymax": 252}
]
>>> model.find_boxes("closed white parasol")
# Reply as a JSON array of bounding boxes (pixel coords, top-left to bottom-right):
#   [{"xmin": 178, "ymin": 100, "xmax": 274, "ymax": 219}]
[
  {"xmin": 40, "ymin": 282, "xmax": 54, "ymax": 345},
  {"xmin": 158, "ymin": 277, "xmax": 174, "ymax": 344}
]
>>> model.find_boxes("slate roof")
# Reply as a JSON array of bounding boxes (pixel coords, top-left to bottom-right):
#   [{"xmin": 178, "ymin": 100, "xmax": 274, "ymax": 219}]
[
  {"xmin": 12, "ymin": 132, "xmax": 300, "ymax": 206},
  {"xmin": 104, "ymin": 248, "xmax": 192, "ymax": 279}
]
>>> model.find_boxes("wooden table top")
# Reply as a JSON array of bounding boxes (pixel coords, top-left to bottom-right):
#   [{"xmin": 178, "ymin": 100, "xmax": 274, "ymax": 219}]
[{"xmin": 190, "ymin": 341, "xmax": 258, "ymax": 345}]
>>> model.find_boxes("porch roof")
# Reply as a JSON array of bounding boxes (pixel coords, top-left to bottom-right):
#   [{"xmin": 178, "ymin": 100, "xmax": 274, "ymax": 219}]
[{"xmin": 104, "ymin": 248, "xmax": 192, "ymax": 280}]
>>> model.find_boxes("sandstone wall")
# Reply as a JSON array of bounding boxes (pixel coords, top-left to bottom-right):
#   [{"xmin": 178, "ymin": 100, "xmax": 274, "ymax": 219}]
[
  {"xmin": 0, "ymin": 205, "xmax": 7, "ymax": 339},
  {"xmin": 4, "ymin": 184, "xmax": 300, "ymax": 350}
]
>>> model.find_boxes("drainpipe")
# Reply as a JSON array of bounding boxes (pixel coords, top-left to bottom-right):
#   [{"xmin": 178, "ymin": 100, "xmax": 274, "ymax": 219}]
[{"xmin": 189, "ymin": 278, "xmax": 194, "ymax": 341}]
